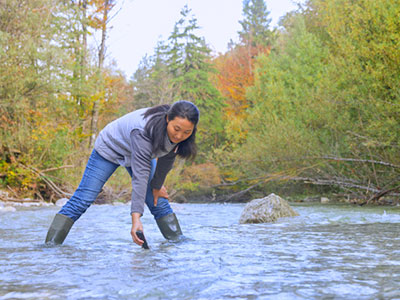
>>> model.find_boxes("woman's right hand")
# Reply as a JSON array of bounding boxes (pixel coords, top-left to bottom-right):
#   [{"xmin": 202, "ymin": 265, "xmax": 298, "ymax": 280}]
[{"xmin": 131, "ymin": 212, "xmax": 144, "ymax": 246}]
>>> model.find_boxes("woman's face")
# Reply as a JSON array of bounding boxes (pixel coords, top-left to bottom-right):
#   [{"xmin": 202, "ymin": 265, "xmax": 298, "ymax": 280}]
[{"xmin": 166, "ymin": 116, "xmax": 195, "ymax": 144}]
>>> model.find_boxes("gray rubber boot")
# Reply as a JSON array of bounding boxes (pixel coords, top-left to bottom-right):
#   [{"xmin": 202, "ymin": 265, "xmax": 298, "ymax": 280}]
[
  {"xmin": 45, "ymin": 213, "xmax": 74, "ymax": 245},
  {"xmin": 156, "ymin": 213, "xmax": 183, "ymax": 240}
]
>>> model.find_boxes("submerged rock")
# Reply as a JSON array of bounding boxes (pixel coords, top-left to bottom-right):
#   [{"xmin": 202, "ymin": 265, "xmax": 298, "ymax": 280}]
[
  {"xmin": 0, "ymin": 206, "xmax": 16, "ymax": 212},
  {"xmin": 321, "ymin": 197, "xmax": 330, "ymax": 203},
  {"xmin": 239, "ymin": 193, "xmax": 299, "ymax": 224}
]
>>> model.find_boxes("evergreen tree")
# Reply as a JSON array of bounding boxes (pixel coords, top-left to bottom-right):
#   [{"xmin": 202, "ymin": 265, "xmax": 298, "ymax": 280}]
[
  {"xmin": 238, "ymin": 0, "xmax": 274, "ymax": 46},
  {"xmin": 165, "ymin": 5, "xmax": 225, "ymax": 153}
]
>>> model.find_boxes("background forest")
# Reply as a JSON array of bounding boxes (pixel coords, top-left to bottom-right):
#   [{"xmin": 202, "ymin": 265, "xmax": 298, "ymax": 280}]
[{"xmin": 1, "ymin": 0, "xmax": 399, "ymax": 205}]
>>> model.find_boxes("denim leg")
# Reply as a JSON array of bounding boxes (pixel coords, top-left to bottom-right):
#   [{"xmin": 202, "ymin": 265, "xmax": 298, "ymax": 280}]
[
  {"xmin": 126, "ymin": 159, "xmax": 173, "ymax": 220},
  {"xmin": 59, "ymin": 149, "xmax": 119, "ymax": 221}
]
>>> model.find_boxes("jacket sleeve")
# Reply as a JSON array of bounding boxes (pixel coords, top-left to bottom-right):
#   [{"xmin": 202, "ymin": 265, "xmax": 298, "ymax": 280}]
[
  {"xmin": 150, "ymin": 149, "xmax": 177, "ymax": 190},
  {"xmin": 129, "ymin": 129, "xmax": 153, "ymax": 215}
]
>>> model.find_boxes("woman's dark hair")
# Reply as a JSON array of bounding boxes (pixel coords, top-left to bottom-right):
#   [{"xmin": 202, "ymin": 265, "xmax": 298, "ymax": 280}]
[{"xmin": 143, "ymin": 100, "xmax": 200, "ymax": 160}]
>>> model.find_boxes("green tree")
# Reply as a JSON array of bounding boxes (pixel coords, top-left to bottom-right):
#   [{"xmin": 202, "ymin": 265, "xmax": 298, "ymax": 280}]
[
  {"xmin": 0, "ymin": 0, "xmax": 80, "ymax": 197},
  {"xmin": 165, "ymin": 5, "xmax": 225, "ymax": 154},
  {"xmin": 223, "ymin": 0, "xmax": 400, "ymax": 202},
  {"xmin": 0, "ymin": 0, "xmax": 134, "ymax": 201},
  {"xmin": 131, "ymin": 41, "xmax": 176, "ymax": 108},
  {"xmin": 238, "ymin": 0, "xmax": 275, "ymax": 47},
  {"xmin": 228, "ymin": 16, "xmax": 331, "ymax": 188},
  {"xmin": 305, "ymin": 0, "xmax": 400, "ymax": 201}
]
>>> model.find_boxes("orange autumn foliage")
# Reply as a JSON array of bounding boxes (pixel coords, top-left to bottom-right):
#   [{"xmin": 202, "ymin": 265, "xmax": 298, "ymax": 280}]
[
  {"xmin": 87, "ymin": 0, "xmax": 116, "ymax": 30},
  {"xmin": 213, "ymin": 44, "xmax": 270, "ymax": 141}
]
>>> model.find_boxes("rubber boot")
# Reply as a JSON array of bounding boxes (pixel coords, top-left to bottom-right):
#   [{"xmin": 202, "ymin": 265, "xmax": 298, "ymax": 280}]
[
  {"xmin": 156, "ymin": 213, "xmax": 183, "ymax": 240},
  {"xmin": 45, "ymin": 213, "xmax": 74, "ymax": 245}
]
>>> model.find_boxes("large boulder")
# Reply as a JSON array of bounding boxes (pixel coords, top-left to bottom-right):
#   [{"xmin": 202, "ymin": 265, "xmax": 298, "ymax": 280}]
[{"xmin": 239, "ymin": 193, "xmax": 299, "ymax": 224}]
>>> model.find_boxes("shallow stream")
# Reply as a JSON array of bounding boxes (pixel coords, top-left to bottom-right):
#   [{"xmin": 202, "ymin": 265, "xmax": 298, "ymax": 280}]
[{"xmin": 1, "ymin": 203, "xmax": 400, "ymax": 299}]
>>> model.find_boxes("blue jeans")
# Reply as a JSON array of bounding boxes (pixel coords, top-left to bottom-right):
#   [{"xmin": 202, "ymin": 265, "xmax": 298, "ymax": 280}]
[{"xmin": 59, "ymin": 149, "xmax": 173, "ymax": 222}]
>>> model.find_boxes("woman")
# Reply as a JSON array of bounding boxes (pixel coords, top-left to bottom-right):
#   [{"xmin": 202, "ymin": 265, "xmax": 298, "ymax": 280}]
[{"xmin": 45, "ymin": 100, "xmax": 199, "ymax": 247}]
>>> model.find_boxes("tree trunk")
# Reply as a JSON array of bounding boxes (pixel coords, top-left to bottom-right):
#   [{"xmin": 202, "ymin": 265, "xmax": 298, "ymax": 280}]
[
  {"xmin": 73, "ymin": 0, "xmax": 88, "ymax": 107},
  {"xmin": 81, "ymin": 0, "xmax": 87, "ymax": 80},
  {"xmin": 88, "ymin": 0, "xmax": 108, "ymax": 149}
]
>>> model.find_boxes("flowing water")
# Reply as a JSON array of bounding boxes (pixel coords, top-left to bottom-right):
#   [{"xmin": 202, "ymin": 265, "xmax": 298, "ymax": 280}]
[{"xmin": 1, "ymin": 202, "xmax": 400, "ymax": 300}]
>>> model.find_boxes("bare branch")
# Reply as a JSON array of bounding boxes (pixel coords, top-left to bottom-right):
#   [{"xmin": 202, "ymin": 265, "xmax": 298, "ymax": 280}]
[
  {"xmin": 18, "ymin": 163, "xmax": 73, "ymax": 197},
  {"xmin": 288, "ymin": 176, "xmax": 400, "ymax": 197},
  {"xmin": 107, "ymin": 0, "xmax": 123, "ymax": 23},
  {"xmin": 321, "ymin": 156, "xmax": 400, "ymax": 169},
  {"xmin": 41, "ymin": 165, "xmax": 75, "ymax": 173},
  {"xmin": 224, "ymin": 181, "xmax": 263, "ymax": 201},
  {"xmin": 368, "ymin": 184, "xmax": 400, "ymax": 203}
]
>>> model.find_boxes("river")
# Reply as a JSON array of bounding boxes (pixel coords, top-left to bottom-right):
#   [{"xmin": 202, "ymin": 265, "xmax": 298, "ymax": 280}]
[{"xmin": 1, "ymin": 202, "xmax": 399, "ymax": 299}]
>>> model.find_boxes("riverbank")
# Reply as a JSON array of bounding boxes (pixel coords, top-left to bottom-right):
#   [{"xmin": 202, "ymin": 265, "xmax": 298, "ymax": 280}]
[
  {"xmin": 0, "ymin": 198, "xmax": 128, "ymax": 212},
  {"xmin": 0, "ymin": 189, "xmax": 116, "ymax": 212},
  {"xmin": 1, "ymin": 194, "xmax": 399, "ymax": 213},
  {"xmin": 178, "ymin": 189, "xmax": 400, "ymax": 207},
  {"xmin": 1, "ymin": 185, "xmax": 399, "ymax": 212}
]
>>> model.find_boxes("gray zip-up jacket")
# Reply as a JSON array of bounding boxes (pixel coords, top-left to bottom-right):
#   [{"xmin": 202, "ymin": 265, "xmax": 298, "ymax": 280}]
[{"xmin": 94, "ymin": 107, "xmax": 177, "ymax": 215}]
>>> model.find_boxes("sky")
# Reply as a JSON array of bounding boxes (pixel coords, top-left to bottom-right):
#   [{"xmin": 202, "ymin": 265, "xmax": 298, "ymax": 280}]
[{"xmin": 99, "ymin": 0, "xmax": 303, "ymax": 78}]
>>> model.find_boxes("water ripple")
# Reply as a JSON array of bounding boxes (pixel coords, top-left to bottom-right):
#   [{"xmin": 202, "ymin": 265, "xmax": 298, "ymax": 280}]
[{"xmin": 0, "ymin": 203, "xmax": 399, "ymax": 299}]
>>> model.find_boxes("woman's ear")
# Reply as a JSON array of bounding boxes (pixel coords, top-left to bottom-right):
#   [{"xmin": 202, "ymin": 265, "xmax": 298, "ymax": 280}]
[{"xmin": 166, "ymin": 115, "xmax": 169, "ymax": 123}]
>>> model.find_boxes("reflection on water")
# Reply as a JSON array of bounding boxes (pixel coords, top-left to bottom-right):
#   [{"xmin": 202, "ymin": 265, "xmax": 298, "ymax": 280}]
[{"xmin": 1, "ymin": 203, "xmax": 400, "ymax": 299}]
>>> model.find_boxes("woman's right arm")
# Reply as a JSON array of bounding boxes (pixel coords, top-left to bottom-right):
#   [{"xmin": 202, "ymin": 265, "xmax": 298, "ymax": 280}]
[
  {"xmin": 131, "ymin": 212, "xmax": 144, "ymax": 246},
  {"xmin": 129, "ymin": 129, "xmax": 153, "ymax": 245},
  {"xmin": 129, "ymin": 129, "xmax": 153, "ymax": 215}
]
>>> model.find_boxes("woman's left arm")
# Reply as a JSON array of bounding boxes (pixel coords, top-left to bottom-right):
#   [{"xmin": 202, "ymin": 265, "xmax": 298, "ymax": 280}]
[{"xmin": 150, "ymin": 150, "xmax": 177, "ymax": 205}]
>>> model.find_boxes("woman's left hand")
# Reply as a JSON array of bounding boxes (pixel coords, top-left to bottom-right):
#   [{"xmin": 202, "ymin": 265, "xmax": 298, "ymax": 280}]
[{"xmin": 153, "ymin": 185, "xmax": 169, "ymax": 206}]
